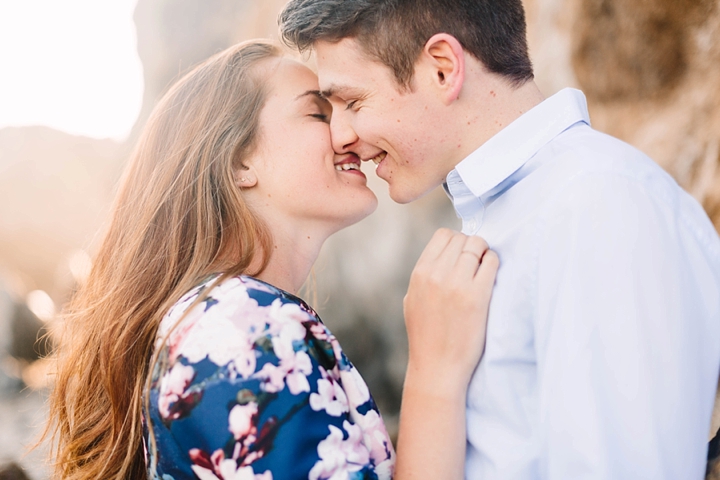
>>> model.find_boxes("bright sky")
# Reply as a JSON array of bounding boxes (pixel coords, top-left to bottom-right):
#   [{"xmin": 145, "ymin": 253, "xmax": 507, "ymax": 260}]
[{"xmin": 0, "ymin": 0, "xmax": 143, "ymax": 141}]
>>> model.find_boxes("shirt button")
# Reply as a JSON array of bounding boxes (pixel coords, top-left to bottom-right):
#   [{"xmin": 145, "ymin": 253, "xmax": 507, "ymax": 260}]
[{"xmin": 467, "ymin": 219, "xmax": 477, "ymax": 231}]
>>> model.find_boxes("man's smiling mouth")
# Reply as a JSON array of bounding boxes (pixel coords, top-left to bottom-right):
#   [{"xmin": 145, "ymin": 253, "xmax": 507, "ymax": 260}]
[{"xmin": 368, "ymin": 152, "xmax": 387, "ymax": 165}]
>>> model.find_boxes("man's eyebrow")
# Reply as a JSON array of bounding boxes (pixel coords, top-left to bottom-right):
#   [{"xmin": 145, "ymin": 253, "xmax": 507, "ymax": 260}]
[
  {"xmin": 294, "ymin": 90, "xmax": 324, "ymax": 101},
  {"xmin": 320, "ymin": 84, "xmax": 363, "ymax": 99},
  {"xmin": 320, "ymin": 86, "xmax": 338, "ymax": 98}
]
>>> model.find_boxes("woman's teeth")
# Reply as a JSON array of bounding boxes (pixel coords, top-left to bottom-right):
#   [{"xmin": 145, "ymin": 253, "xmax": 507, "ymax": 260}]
[{"xmin": 335, "ymin": 163, "xmax": 360, "ymax": 171}]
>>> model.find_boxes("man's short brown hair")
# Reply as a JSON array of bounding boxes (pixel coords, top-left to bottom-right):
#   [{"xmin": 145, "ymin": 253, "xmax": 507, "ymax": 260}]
[{"xmin": 279, "ymin": 0, "xmax": 534, "ymax": 89}]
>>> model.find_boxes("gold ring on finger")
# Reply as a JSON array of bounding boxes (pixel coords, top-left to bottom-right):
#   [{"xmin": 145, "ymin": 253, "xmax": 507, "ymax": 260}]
[{"xmin": 460, "ymin": 250, "xmax": 483, "ymax": 262}]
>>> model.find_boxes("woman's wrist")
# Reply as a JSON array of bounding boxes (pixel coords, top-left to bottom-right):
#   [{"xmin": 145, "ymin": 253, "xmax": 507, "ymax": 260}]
[{"xmin": 403, "ymin": 360, "xmax": 471, "ymax": 401}]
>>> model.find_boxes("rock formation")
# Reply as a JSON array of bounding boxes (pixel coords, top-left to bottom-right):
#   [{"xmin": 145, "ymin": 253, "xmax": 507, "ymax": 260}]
[{"xmin": 525, "ymin": 0, "xmax": 720, "ymax": 231}]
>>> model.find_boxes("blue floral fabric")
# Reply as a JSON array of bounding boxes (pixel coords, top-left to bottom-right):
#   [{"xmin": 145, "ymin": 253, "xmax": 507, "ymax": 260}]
[{"xmin": 143, "ymin": 275, "xmax": 395, "ymax": 480}]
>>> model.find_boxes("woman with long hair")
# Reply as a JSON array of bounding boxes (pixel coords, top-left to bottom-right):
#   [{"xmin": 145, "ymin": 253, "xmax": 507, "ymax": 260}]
[{"xmin": 44, "ymin": 40, "xmax": 497, "ymax": 480}]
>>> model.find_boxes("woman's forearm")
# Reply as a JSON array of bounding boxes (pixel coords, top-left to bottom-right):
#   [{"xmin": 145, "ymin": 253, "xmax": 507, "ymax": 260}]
[
  {"xmin": 395, "ymin": 229, "xmax": 498, "ymax": 479},
  {"xmin": 394, "ymin": 365, "xmax": 470, "ymax": 480}
]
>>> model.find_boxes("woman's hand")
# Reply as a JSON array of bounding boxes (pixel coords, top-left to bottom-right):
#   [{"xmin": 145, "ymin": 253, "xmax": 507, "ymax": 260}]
[
  {"xmin": 403, "ymin": 228, "xmax": 499, "ymax": 390},
  {"xmin": 395, "ymin": 228, "xmax": 498, "ymax": 480}
]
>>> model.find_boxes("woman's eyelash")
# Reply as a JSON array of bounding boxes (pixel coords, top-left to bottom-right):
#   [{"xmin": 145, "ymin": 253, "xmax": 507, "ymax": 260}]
[
  {"xmin": 309, "ymin": 113, "xmax": 328, "ymax": 121},
  {"xmin": 346, "ymin": 100, "xmax": 358, "ymax": 110}
]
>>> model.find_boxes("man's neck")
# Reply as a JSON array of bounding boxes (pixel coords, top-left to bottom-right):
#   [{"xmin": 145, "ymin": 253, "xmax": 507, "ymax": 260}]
[{"xmin": 455, "ymin": 77, "xmax": 545, "ymax": 168}]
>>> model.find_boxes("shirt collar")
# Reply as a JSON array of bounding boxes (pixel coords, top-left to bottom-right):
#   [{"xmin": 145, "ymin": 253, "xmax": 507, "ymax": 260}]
[{"xmin": 448, "ymin": 88, "xmax": 591, "ymax": 200}]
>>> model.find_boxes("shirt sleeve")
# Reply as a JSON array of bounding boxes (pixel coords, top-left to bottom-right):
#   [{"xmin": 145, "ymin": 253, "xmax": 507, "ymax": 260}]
[{"xmin": 534, "ymin": 173, "xmax": 720, "ymax": 479}]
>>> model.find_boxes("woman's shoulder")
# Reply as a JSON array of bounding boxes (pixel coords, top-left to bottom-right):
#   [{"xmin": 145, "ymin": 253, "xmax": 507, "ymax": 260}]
[
  {"xmin": 158, "ymin": 274, "xmax": 318, "ymax": 336},
  {"xmin": 147, "ymin": 275, "xmax": 396, "ymax": 480},
  {"xmin": 156, "ymin": 275, "xmax": 322, "ymax": 369},
  {"xmin": 161, "ymin": 274, "xmax": 311, "ymax": 325}
]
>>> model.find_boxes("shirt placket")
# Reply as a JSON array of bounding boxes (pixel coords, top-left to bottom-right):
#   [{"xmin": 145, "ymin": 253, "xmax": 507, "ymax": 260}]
[{"xmin": 445, "ymin": 175, "xmax": 485, "ymax": 235}]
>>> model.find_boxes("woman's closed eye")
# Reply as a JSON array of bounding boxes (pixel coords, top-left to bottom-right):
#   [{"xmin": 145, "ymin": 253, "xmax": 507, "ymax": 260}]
[{"xmin": 309, "ymin": 112, "xmax": 330, "ymax": 123}]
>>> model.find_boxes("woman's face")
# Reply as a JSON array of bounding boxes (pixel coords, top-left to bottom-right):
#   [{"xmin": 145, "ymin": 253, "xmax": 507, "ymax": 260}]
[{"xmin": 243, "ymin": 58, "xmax": 378, "ymax": 235}]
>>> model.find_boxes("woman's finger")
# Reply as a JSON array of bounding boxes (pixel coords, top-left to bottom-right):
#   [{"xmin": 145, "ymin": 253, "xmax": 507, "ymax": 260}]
[
  {"xmin": 473, "ymin": 249, "xmax": 499, "ymax": 290},
  {"xmin": 415, "ymin": 228, "xmax": 456, "ymax": 266},
  {"xmin": 454, "ymin": 235, "xmax": 490, "ymax": 278},
  {"xmin": 432, "ymin": 231, "xmax": 469, "ymax": 276}
]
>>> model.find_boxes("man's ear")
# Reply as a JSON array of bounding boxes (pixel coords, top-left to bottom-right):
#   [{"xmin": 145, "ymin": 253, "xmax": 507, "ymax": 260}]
[
  {"xmin": 420, "ymin": 33, "xmax": 466, "ymax": 104},
  {"xmin": 234, "ymin": 165, "xmax": 258, "ymax": 189}
]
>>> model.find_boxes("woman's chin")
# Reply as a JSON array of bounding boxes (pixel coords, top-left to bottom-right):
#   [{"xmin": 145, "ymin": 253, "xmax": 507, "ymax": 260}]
[
  {"xmin": 332, "ymin": 194, "xmax": 379, "ymax": 232},
  {"xmin": 353, "ymin": 194, "xmax": 379, "ymax": 223}
]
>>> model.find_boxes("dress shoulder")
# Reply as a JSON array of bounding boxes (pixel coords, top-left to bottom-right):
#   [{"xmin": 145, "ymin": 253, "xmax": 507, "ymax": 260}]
[{"xmin": 145, "ymin": 275, "xmax": 395, "ymax": 480}]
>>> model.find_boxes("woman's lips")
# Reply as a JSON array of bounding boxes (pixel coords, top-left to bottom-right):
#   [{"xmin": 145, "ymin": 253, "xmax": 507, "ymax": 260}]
[
  {"xmin": 334, "ymin": 162, "xmax": 361, "ymax": 172},
  {"xmin": 334, "ymin": 155, "xmax": 366, "ymax": 178}
]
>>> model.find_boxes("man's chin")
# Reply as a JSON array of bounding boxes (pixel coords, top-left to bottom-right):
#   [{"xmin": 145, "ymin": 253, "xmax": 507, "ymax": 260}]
[{"xmin": 387, "ymin": 183, "xmax": 433, "ymax": 205}]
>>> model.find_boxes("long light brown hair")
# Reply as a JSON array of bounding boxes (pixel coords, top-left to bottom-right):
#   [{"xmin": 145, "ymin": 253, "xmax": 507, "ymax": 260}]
[{"xmin": 44, "ymin": 40, "xmax": 281, "ymax": 480}]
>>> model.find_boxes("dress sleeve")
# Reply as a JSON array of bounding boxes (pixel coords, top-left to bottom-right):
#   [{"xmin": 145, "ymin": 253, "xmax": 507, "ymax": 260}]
[
  {"xmin": 533, "ymin": 173, "xmax": 720, "ymax": 479},
  {"xmin": 147, "ymin": 283, "xmax": 393, "ymax": 480}
]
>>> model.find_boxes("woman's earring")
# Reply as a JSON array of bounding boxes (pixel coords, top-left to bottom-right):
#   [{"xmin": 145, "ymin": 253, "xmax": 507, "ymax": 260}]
[{"xmin": 240, "ymin": 177, "xmax": 248, "ymax": 183}]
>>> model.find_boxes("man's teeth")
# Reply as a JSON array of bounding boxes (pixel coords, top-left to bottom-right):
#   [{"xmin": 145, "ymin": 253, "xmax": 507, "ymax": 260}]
[
  {"xmin": 335, "ymin": 163, "xmax": 360, "ymax": 171},
  {"xmin": 371, "ymin": 152, "xmax": 387, "ymax": 165}
]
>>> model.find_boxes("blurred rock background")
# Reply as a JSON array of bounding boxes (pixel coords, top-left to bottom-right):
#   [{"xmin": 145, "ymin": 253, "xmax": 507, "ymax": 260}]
[{"xmin": 1, "ymin": 0, "xmax": 719, "ymax": 478}]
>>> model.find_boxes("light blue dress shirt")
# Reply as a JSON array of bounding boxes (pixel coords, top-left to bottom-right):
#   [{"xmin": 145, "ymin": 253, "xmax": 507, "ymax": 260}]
[{"xmin": 445, "ymin": 88, "xmax": 720, "ymax": 479}]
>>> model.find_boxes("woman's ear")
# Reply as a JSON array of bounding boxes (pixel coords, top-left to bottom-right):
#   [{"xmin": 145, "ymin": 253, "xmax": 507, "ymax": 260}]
[
  {"xmin": 234, "ymin": 165, "xmax": 258, "ymax": 189},
  {"xmin": 420, "ymin": 33, "xmax": 466, "ymax": 105}
]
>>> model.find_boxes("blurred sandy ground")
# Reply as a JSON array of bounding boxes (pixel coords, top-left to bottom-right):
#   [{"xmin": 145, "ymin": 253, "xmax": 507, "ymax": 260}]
[
  {"xmin": 1, "ymin": 0, "xmax": 720, "ymax": 477},
  {"xmin": 0, "ymin": 390, "xmax": 48, "ymax": 479}
]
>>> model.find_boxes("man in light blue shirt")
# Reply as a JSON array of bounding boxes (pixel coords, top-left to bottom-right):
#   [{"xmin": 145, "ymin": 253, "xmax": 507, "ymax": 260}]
[{"xmin": 280, "ymin": 0, "xmax": 720, "ymax": 477}]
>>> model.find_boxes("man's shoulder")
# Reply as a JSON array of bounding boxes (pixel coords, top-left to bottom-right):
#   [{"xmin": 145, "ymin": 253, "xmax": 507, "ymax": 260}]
[
  {"xmin": 536, "ymin": 125, "xmax": 680, "ymax": 207},
  {"xmin": 546, "ymin": 125, "xmax": 661, "ymax": 178},
  {"xmin": 532, "ymin": 126, "xmax": 720, "ymax": 257}
]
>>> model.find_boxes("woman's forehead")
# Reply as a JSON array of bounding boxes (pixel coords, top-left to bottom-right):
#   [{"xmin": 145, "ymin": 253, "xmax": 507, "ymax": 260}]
[{"xmin": 267, "ymin": 58, "xmax": 319, "ymax": 95}]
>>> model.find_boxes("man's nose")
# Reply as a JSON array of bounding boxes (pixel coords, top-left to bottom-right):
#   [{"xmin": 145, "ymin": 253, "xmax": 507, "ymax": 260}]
[{"xmin": 330, "ymin": 111, "xmax": 359, "ymax": 154}]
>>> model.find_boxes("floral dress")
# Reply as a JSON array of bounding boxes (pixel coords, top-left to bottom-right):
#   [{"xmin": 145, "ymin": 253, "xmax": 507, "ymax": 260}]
[{"xmin": 144, "ymin": 275, "xmax": 395, "ymax": 480}]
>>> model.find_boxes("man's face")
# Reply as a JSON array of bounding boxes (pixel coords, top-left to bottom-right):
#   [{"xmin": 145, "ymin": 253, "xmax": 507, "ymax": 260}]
[{"xmin": 315, "ymin": 38, "xmax": 458, "ymax": 204}]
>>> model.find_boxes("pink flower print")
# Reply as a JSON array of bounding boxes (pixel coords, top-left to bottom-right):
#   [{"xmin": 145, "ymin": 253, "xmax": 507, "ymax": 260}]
[
  {"xmin": 308, "ymin": 322, "xmax": 330, "ymax": 341},
  {"xmin": 253, "ymin": 363, "xmax": 286, "ymax": 393},
  {"xmin": 254, "ymin": 350, "xmax": 312, "ymax": 395},
  {"xmin": 158, "ymin": 363, "xmax": 195, "ymax": 420},
  {"xmin": 165, "ymin": 318, "xmax": 199, "ymax": 364},
  {"xmin": 189, "ymin": 448, "xmax": 273, "ymax": 480},
  {"xmin": 282, "ymin": 347, "xmax": 312, "ymax": 395},
  {"xmin": 339, "ymin": 366, "xmax": 370, "ymax": 407},
  {"xmin": 265, "ymin": 300, "xmax": 311, "ymax": 337},
  {"xmin": 353, "ymin": 409, "xmax": 394, "ymax": 470},
  {"xmin": 308, "ymin": 421, "xmax": 371, "ymax": 480},
  {"xmin": 271, "ymin": 320, "xmax": 306, "ymax": 358},
  {"xmin": 228, "ymin": 403, "xmax": 259, "ymax": 440},
  {"xmin": 162, "ymin": 281, "xmax": 270, "ymax": 377},
  {"xmin": 253, "ymin": 318, "xmax": 312, "ymax": 394},
  {"xmin": 178, "ymin": 314, "xmax": 257, "ymax": 378},
  {"xmin": 319, "ymin": 332, "xmax": 346, "ymax": 370},
  {"xmin": 309, "ymin": 367, "xmax": 349, "ymax": 417}
]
